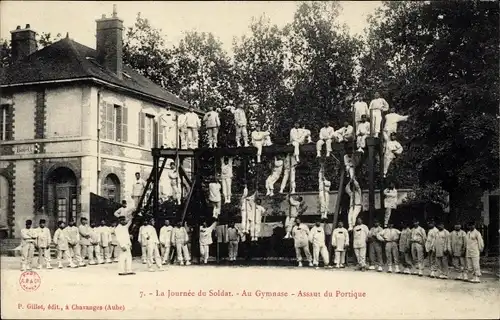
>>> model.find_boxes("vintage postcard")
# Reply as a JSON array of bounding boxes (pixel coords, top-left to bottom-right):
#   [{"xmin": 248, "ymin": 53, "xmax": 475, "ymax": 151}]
[{"xmin": 0, "ymin": 1, "xmax": 499, "ymax": 319}]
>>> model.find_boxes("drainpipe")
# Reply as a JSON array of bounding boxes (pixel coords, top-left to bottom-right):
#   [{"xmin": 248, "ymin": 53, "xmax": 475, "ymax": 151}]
[{"xmin": 97, "ymin": 89, "xmax": 102, "ymax": 195}]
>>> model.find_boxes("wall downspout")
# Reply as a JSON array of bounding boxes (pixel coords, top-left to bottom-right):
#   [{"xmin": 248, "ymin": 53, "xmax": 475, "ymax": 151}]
[{"xmin": 97, "ymin": 89, "xmax": 102, "ymax": 195}]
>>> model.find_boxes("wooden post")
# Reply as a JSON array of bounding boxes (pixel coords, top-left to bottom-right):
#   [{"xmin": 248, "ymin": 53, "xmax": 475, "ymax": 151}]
[
  {"xmin": 333, "ymin": 165, "xmax": 345, "ymax": 228},
  {"xmin": 153, "ymin": 155, "xmax": 159, "ymax": 219},
  {"xmin": 367, "ymin": 137, "xmax": 376, "ymax": 226}
]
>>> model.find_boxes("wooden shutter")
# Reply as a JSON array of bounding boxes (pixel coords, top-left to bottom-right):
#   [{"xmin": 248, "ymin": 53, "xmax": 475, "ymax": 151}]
[
  {"xmin": 115, "ymin": 106, "xmax": 122, "ymax": 142},
  {"xmin": 106, "ymin": 103, "xmax": 114, "ymax": 140},
  {"xmin": 157, "ymin": 118, "xmax": 163, "ymax": 147},
  {"xmin": 121, "ymin": 106, "xmax": 128, "ymax": 143},
  {"xmin": 139, "ymin": 112, "xmax": 145, "ymax": 146}
]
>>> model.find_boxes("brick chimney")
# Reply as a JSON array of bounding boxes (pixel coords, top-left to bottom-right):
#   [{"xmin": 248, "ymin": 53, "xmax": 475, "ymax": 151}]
[
  {"xmin": 96, "ymin": 5, "xmax": 123, "ymax": 79},
  {"xmin": 10, "ymin": 24, "xmax": 37, "ymax": 61}
]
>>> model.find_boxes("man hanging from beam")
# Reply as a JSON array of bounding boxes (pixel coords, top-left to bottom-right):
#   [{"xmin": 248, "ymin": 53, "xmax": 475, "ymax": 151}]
[{"xmin": 265, "ymin": 156, "xmax": 284, "ymax": 197}]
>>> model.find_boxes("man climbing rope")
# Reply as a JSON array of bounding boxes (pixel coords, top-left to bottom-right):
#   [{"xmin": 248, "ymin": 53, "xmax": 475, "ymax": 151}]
[
  {"xmin": 383, "ymin": 132, "xmax": 403, "ymax": 178},
  {"xmin": 265, "ymin": 156, "xmax": 284, "ymax": 197}
]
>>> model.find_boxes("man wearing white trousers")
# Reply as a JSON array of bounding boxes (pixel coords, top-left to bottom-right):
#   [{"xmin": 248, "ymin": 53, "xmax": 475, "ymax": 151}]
[
  {"xmin": 384, "ymin": 107, "xmax": 409, "ymax": 138},
  {"xmin": 280, "ymin": 155, "xmax": 297, "ymax": 194},
  {"xmin": 35, "ymin": 219, "xmax": 53, "ymax": 269},
  {"xmin": 178, "ymin": 113, "xmax": 188, "ymax": 149},
  {"xmin": 220, "ymin": 157, "xmax": 233, "ymax": 203},
  {"xmin": 346, "ymin": 179, "xmax": 362, "ymax": 231},
  {"xmin": 185, "ymin": 107, "xmax": 201, "ymax": 149},
  {"xmin": 378, "ymin": 222, "xmax": 401, "ymax": 273},
  {"xmin": 316, "ymin": 121, "xmax": 335, "ymax": 157},
  {"xmin": 199, "ymin": 220, "xmax": 217, "ymax": 264},
  {"xmin": 266, "ymin": 156, "xmax": 284, "ymax": 196},
  {"xmin": 160, "ymin": 108, "xmax": 178, "ymax": 148},
  {"xmin": 172, "ymin": 221, "xmax": 191, "ymax": 265},
  {"xmin": 465, "ymin": 222, "xmax": 484, "ymax": 283},
  {"xmin": 203, "ymin": 106, "xmax": 221, "ymax": 148},
  {"xmin": 309, "ymin": 220, "xmax": 330, "ymax": 268},
  {"xmin": 332, "ymin": 221, "xmax": 349, "ymax": 268},
  {"xmin": 369, "ymin": 91, "xmax": 389, "ymax": 136},
  {"xmin": 353, "ymin": 218, "xmax": 369, "ymax": 271},
  {"xmin": 209, "ymin": 178, "xmax": 222, "ymax": 218},
  {"xmin": 249, "ymin": 199, "xmax": 265, "ymax": 241},
  {"xmin": 97, "ymin": 220, "xmax": 112, "ymax": 264},
  {"xmin": 159, "ymin": 219, "xmax": 173, "ymax": 264},
  {"xmin": 353, "ymin": 94, "xmax": 369, "ymax": 125},
  {"xmin": 333, "ymin": 122, "xmax": 354, "ymax": 143},
  {"xmin": 290, "ymin": 122, "xmax": 303, "ymax": 162},
  {"xmin": 383, "ymin": 133, "xmax": 403, "ymax": 178},
  {"xmin": 78, "ymin": 217, "xmax": 91, "ymax": 266},
  {"xmin": 318, "ymin": 178, "xmax": 331, "ymax": 220},
  {"xmin": 383, "ymin": 184, "xmax": 398, "ymax": 227},
  {"xmin": 233, "ymin": 103, "xmax": 249, "ymax": 147},
  {"xmin": 115, "ymin": 216, "xmax": 135, "ymax": 276},
  {"xmin": 356, "ymin": 115, "xmax": 371, "ymax": 152},
  {"xmin": 143, "ymin": 219, "xmax": 164, "ymax": 272},
  {"xmin": 292, "ymin": 217, "xmax": 312, "ymax": 267},
  {"xmin": 251, "ymin": 125, "xmax": 271, "ymax": 163}
]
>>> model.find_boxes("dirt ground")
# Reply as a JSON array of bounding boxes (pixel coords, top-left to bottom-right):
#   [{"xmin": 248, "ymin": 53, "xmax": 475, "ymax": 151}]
[{"xmin": 1, "ymin": 256, "xmax": 499, "ymax": 319}]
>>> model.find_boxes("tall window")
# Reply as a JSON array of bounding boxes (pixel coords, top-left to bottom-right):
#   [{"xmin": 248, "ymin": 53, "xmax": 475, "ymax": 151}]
[
  {"xmin": 0, "ymin": 176, "xmax": 9, "ymax": 228},
  {"xmin": 0, "ymin": 104, "xmax": 11, "ymax": 141},
  {"xmin": 103, "ymin": 103, "xmax": 127, "ymax": 142},
  {"xmin": 139, "ymin": 112, "xmax": 162, "ymax": 148},
  {"xmin": 57, "ymin": 198, "xmax": 68, "ymax": 223}
]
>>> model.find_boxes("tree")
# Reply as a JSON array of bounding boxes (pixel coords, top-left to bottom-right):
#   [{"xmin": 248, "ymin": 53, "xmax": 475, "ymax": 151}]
[
  {"xmin": 123, "ymin": 13, "xmax": 177, "ymax": 91},
  {"xmin": 361, "ymin": 0, "xmax": 499, "ymax": 222},
  {"xmin": 172, "ymin": 31, "xmax": 235, "ymax": 111},
  {"xmin": 233, "ymin": 15, "xmax": 291, "ymax": 133}
]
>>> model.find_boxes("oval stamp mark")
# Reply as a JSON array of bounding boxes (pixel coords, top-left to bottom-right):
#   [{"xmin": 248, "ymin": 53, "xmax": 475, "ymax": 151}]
[{"xmin": 19, "ymin": 271, "xmax": 41, "ymax": 292}]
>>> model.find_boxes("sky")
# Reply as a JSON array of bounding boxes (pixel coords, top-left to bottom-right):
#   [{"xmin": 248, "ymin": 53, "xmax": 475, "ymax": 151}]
[{"xmin": 0, "ymin": 1, "xmax": 381, "ymax": 54}]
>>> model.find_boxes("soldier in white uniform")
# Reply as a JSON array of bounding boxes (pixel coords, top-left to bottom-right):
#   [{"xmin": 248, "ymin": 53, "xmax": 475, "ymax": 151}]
[
  {"xmin": 143, "ymin": 219, "xmax": 164, "ymax": 271},
  {"xmin": 368, "ymin": 221, "xmax": 384, "ymax": 271},
  {"xmin": 384, "ymin": 107, "xmax": 409, "ymax": 139},
  {"xmin": 203, "ymin": 106, "xmax": 221, "ymax": 148},
  {"xmin": 251, "ymin": 125, "xmax": 271, "ymax": 163},
  {"xmin": 115, "ymin": 216, "xmax": 136, "ymax": 275},
  {"xmin": 344, "ymin": 151, "xmax": 356, "ymax": 180},
  {"xmin": 353, "ymin": 94, "xmax": 369, "ymax": 125},
  {"xmin": 78, "ymin": 217, "xmax": 91, "ymax": 266},
  {"xmin": 316, "ymin": 121, "xmax": 335, "ymax": 157},
  {"xmin": 185, "ymin": 107, "xmax": 201, "ymax": 149},
  {"xmin": 97, "ymin": 220, "xmax": 112, "ymax": 264},
  {"xmin": 131, "ymin": 172, "xmax": 147, "ymax": 209},
  {"xmin": 250, "ymin": 199, "xmax": 265, "ymax": 241},
  {"xmin": 352, "ymin": 218, "xmax": 369, "ymax": 270},
  {"xmin": 279, "ymin": 155, "xmax": 297, "ymax": 194},
  {"xmin": 20, "ymin": 220, "xmax": 36, "ymax": 271},
  {"xmin": 318, "ymin": 173, "xmax": 331, "ymax": 220},
  {"xmin": 434, "ymin": 222, "xmax": 451, "ymax": 279},
  {"xmin": 208, "ymin": 178, "xmax": 222, "ymax": 218},
  {"xmin": 159, "ymin": 219, "xmax": 174, "ymax": 264},
  {"xmin": 332, "ymin": 221, "xmax": 349, "ymax": 268},
  {"xmin": 168, "ymin": 162, "xmax": 181, "ymax": 205},
  {"xmin": 383, "ymin": 184, "xmax": 398, "ymax": 227},
  {"xmin": 369, "ymin": 92, "xmax": 389, "ymax": 136},
  {"xmin": 426, "ymin": 220, "xmax": 439, "ymax": 278},
  {"xmin": 220, "ymin": 157, "xmax": 233, "ymax": 204},
  {"xmin": 177, "ymin": 113, "xmax": 188, "ymax": 149},
  {"xmin": 88, "ymin": 222, "xmax": 101, "ymax": 265},
  {"xmin": 53, "ymin": 221, "xmax": 73, "ymax": 269},
  {"xmin": 240, "ymin": 186, "xmax": 254, "ymax": 235},
  {"xmin": 290, "ymin": 122, "xmax": 304, "ymax": 162},
  {"xmin": 383, "ymin": 133, "xmax": 403, "ymax": 178},
  {"xmin": 378, "ymin": 222, "xmax": 401, "ymax": 273},
  {"xmin": 309, "ymin": 220, "xmax": 330, "ymax": 268},
  {"xmin": 410, "ymin": 219, "xmax": 427, "ymax": 276},
  {"xmin": 66, "ymin": 219, "xmax": 81, "ymax": 267},
  {"xmin": 172, "ymin": 221, "xmax": 191, "ymax": 265},
  {"xmin": 356, "ymin": 114, "xmax": 371, "ymax": 152},
  {"xmin": 226, "ymin": 221, "xmax": 242, "ymax": 261},
  {"xmin": 465, "ymin": 222, "xmax": 484, "ymax": 283},
  {"xmin": 199, "ymin": 220, "xmax": 217, "ymax": 264},
  {"xmin": 233, "ymin": 103, "xmax": 249, "ymax": 147},
  {"xmin": 292, "ymin": 217, "xmax": 312, "ymax": 267},
  {"xmin": 265, "ymin": 156, "xmax": 284, "ymax": 197},
  {"xmin": 346, "ymin": 179, "xmax": 362, "ymax": 231},
  {"xmin": 285, "ymin": 195, "xmax": 303, "ymax": 239},
  {"xmin": 109, "ymin": 220, "xmax": 119, "ymax": 263},
  {"xmin": 450, "ymin": 223, "xmax": 467, "ymax": 280},
  {"xmin": 160, "ymin": 107, "xmax": 178, "ymax": 148},
  {"xmin": 35, "ymin": 219, "xmax": 53, "ymax": 269},
  {"xmin": 333, "ymin": 122, "xmax": 354, "ymax": 143}
]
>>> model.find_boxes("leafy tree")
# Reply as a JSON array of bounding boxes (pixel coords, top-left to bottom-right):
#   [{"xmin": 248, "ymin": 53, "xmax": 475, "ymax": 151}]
[{"xmin": 361, "ymin": 0, "xmax": 499, "ymax": 222}]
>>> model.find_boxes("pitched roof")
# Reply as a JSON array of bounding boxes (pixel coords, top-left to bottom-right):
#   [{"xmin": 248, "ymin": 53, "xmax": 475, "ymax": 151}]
[{"xmin": 0, "ymin": 37, "xmax": 190, "ymax": 109}]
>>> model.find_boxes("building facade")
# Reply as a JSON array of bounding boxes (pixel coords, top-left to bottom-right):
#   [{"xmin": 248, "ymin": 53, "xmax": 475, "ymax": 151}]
[{"xmin": 0, "ymin": 10, "xmax": 193, "ymax": 238}]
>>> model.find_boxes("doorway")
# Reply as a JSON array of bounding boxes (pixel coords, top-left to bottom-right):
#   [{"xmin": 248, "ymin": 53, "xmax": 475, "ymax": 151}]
[{"xmin": 47, "ymin": 167, "xmax": 77, "ymax": 230}]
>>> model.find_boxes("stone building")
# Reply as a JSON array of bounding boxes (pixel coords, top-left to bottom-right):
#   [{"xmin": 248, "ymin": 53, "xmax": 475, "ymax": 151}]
[{"xmin": 0, "ymin": 10, "xmax": 193, "ymax": 238}]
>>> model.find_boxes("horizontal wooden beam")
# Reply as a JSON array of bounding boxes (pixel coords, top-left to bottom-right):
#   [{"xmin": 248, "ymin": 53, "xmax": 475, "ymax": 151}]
[{"xmin": 152, "ymin": 140, "xmax": 382, "ymax": 159}]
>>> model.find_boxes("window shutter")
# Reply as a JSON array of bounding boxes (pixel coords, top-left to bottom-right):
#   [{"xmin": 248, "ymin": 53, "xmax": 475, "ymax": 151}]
[
  {"xmin": 139, "ymin": 112, "xmax": 145, "ymax": 146},
  {"xmin": 157, "ymin": 119, "xmax": 163, "ymax": 147},
  {"xmin": 121, "ymin": 106, "xmax": 128, "ymax": 143},
  {"xmin": 106, "ymin": 103, "xmax": 114, "ymax": 140},
  {"xmin": 115, "ymin": 106, "xmax": 122, "ymax": 142}
]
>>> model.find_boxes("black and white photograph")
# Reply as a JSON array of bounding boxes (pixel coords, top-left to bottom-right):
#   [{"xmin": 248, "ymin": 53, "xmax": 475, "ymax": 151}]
[{"xmin": 0, "ymin": 1, "xmax": 499, "ymax": 319}]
